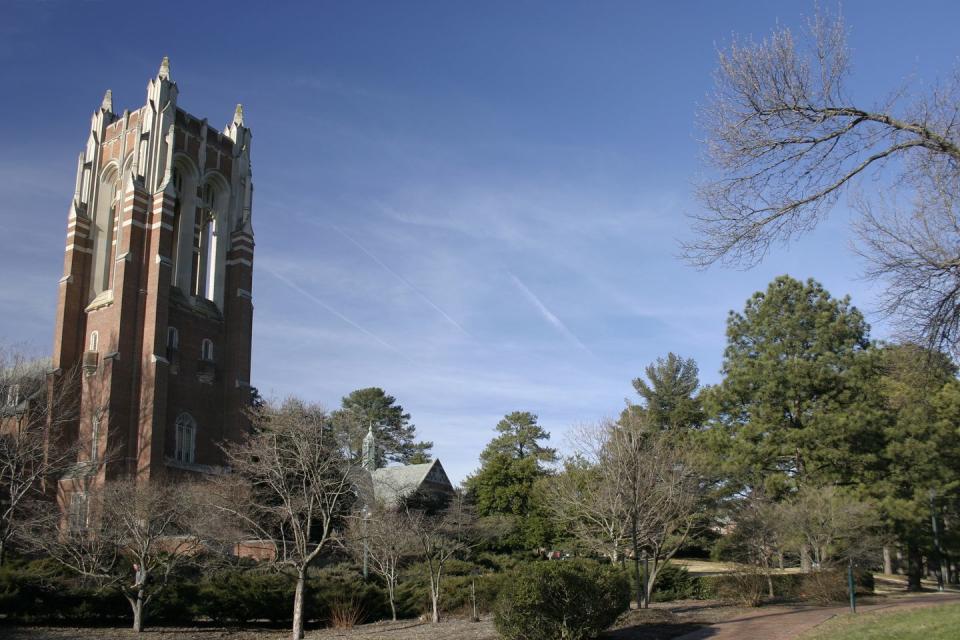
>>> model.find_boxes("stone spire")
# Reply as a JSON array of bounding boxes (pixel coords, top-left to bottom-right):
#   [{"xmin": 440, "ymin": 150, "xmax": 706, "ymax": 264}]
[
  {"xmin": 232, "ymin": 103, "xmax": 244, "ymax": 127},
  {"xmin": 362, "ymin": 424, "xmax": 377, "ymax": 472},
  {"xmin": 101, "ymin": 89, "xmax": 113, "ymax": 112},
  {"xmin": 158, "ymin": 56, "xmax": 171, "ymax": 81}
]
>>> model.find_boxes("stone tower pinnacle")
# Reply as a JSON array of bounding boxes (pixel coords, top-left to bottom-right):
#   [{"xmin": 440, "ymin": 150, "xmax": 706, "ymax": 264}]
[{"xmin": 362, "ymin": 424, "xmax": 377, "ymax": 472}]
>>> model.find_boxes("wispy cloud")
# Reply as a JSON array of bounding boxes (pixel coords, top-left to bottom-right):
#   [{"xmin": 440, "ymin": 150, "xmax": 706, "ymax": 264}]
[
  {"xmin": 508, "ymin": 271, "xmax": 593, "ymax": 356},
  {"xmin": 262, "ymin": 266, "xmax": 415, "ymax": 365},
  {"xmin": 331, "ymin": 225, "xmax": 472, "ymax": 338}
]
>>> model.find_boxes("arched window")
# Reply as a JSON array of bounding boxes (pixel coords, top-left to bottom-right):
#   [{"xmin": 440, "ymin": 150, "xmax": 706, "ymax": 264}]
[
  {"xmin": 200, "ymin": 338, "xmax": 214, "ymax": 362},
  {"xmin": 88, "ymin": 331, "xmax": 99, "ymax": 352},
  {"xmin": 193, "ymin": 183, "xmax": 218, "ymax": 301},
  {"xmin": 174, "ymin": 413, "xmax": 196, "ymax": 464},
  {"xmin": 90, "ymin": 168, "xmax": 118, "ymax": 299}
]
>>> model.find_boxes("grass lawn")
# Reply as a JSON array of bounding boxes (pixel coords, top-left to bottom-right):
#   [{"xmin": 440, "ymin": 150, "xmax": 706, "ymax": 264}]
[{"xmin": 800, "ymin": 603, "xmax": 960, "ymax": 640}]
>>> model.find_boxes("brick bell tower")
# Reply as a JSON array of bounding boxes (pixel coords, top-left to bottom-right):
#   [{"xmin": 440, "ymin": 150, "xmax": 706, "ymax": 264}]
[{"xmin": 51, "ymin": 58, "xmax": 254, "ymax": 502}]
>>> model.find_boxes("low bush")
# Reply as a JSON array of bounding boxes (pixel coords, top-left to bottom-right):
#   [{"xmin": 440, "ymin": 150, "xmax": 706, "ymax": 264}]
[
  {"xmin": 494, "ymin": 559, "xmax": 630, "ymax": 640},
  {"xmin": 700, "ymin": 571, "xmax": 803, "ymax": 605},
  {"xmin": 649, "ymin": 564, "xmax": 700, "ymax": 602},
  {"xmin": 801, "ymin": 570, "xmax": 848, "ymax": 604},
  {"xmin": 196, "ymin": 568, "xmax": 293, "ymax": 623}
]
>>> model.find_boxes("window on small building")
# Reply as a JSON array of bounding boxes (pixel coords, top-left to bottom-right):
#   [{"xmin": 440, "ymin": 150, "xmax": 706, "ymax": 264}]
[
  {"xmin": 200, "ymin": 338, "xmax": 214, "ymax": 362},
  {"xmin": 174, "ymin": 412, "xmax": 196, "ymax": 464},
  {"xmin": 89, "ymin": 331, "xmax": 99, "ymax": 352}
]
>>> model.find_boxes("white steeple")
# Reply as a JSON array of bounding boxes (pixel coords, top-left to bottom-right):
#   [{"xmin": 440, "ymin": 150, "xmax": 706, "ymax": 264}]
[{"xmin": 362, "ymin": 424, "xmax": 377, "ymax": 472}]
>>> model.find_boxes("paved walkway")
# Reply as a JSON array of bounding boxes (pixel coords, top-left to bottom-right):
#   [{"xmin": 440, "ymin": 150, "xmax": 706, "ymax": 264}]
[{"xmin": 675, "ymin": 592, "xmax": 960, "ymax": 640}]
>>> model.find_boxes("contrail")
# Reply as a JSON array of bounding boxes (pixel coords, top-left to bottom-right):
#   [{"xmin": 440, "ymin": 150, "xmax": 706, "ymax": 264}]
[
  {"xmin": 263, "ymin": 266, "xmax": 416, "ymax": 365},
  {"xmin": 508, "ymin": 272, "xmax": 593, "ymax": 356},
  {"xmin": 332, "ymin": 225, "xmax": 472, "ymax": 338}
]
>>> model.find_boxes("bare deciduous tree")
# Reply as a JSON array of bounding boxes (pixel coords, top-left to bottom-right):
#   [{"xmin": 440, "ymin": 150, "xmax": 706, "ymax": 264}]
[
  {"xmin": 689, "ymin": 7, "xmax": 960, "ymax": 353},
  {"xmin": 550, "ymin": 420, "xmax": 704, "ymax": 607},
  {"xmin": 725, "ymin": 493, "xmax": 787, "ymax": 598},
  {"xmin": 403, "ymin": 492, "xmax": 474, "ymax": 624},
  {"xmin": 607, "ymin": 418, "xmax": 704, "ymax": 608},
  {"xmin": 29, "ymin": 479, "xmax": 202, "ymax": 632},
  {"xmin": 544, "ymin": 448, "xmax": 629, "ymax": 563},
  {"xmin": 345, "ymin": 503, "xmax": 417, "ymax": 621},
  {"xmin": 779, "ymin": 485, "xmax": 877, "ymax": 569},
  {"xmin": 210, "ymin": 398, "xmax": 355, "ymax": 640},
  {"xmin": 0, "ymin": 347, "xmax": 81, "ymax": 564}
]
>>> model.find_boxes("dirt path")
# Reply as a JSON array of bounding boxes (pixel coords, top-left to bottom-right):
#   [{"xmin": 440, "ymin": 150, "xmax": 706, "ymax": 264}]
[{"xmin": 674, "ymin": 592, "xmax": 960, "ymax": 640}]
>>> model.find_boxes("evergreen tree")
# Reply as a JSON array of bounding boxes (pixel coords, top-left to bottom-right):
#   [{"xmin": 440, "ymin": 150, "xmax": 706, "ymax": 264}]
[
  {"xmin": 479, "ymin": 411, "xmax": 557, "ymax": 465},
  {"xmin": 871, "ymin": 344, "xmax": 960, "ymax": 589},
  {"xmin": 330, "ymin": 387, "xmax": 432, "ymax": 465},
  {"xmin": 628, "ymin": 353, "xmax": 704, "ymax": 431},
  {"xmin": 706, "ymin": 276, "xmax": 882, "ymax": 495},
  {"xmin": 465, "ymin": 411, "xmax": 557, "ymax": 549}
]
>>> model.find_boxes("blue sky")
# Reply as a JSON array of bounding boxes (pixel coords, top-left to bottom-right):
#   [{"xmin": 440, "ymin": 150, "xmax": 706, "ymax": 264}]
[{"xmin": 2, "ymin": 1, "xmax": 959, "ymax": 482}]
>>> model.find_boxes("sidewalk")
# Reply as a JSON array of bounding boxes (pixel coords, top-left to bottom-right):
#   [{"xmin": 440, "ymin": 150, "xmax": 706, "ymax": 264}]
[{"xmin": 675, "ymin": 592, "xmax": 960, "ymax": 640}]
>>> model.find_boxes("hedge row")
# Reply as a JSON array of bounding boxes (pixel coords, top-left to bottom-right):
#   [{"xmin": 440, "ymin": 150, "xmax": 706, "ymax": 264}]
[{"xmin": 0, "ymin": 556, "xmax": 875, "ymax": 626}]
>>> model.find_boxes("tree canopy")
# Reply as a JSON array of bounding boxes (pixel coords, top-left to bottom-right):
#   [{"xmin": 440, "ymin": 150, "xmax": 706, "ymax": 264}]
[{"xmin": 331, "ymin": 387, "xmax": 432, "ymax": 466}]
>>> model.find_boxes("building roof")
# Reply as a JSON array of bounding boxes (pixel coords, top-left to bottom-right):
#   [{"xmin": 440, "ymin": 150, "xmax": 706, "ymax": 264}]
[{"xmin": 362, "ymin": 459, "xmax": 454, "ymax": 507}]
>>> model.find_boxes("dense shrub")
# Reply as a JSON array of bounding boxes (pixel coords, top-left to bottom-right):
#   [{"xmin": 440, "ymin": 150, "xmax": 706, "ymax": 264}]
[
  {"xmin": 649, "ymin": 564, "xmax": 700, "ymax": 602},
  {"xmin": 394, "ymin": 558, "xmax": 512, "ymax": 618},
  {"xmin": 800, "ymin": 570, "xmax": 848, "ymax": 604},
  {"xmin": 494, "ymin": 560, "xmax": 630, "ymax": 640},
  {"xmin": 308, "ymin": 564, "xmax": 389, "ymax": 624},
  {"xmin": 197, "ymin": 569, "xmax": 293, "ymax": 623},
  {"xmin": 700, "ymin": 571, "xmax": 804, "ymax": 604},
  {"xmin": 0, "ymin": 558, "xmax": 128, "ymax": 622}
]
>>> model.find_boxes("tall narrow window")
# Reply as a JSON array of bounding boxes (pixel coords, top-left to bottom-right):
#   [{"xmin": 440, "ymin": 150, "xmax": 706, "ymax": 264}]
[
  {"xmin": 200, "ymin": 338, "xmax": 214, "ymax": 362},
  {"xmin": 90, "ymin": 417, "xmax": 100, "ymax": 464},
  {"xmin": 68, "ymin": 492, "xmax": 88, "ymax": 533},
  {"xmin": 5, "ymin": 384, "xmax": 19, "ymax": 407},
  {"xmin": 193, "ymin": 183, "xmax": 217, "ymax": 300},
  {"xmin": 90, "ymin": 169, "xmax": 119, "ymax": 299},
  {"xmin": 89, "ymin": 331, "xmax": 99, "ymax": 352},
  {"xmin": 174, "ymin": 413, "xmax": 196, "ymax": 464},
  {"xmin": 171, "ymin": 168, "xmax": 183, "ymax": 279}
]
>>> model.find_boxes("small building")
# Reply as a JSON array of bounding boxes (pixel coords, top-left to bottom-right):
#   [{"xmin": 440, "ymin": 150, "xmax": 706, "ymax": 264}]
[{"xmin": 356, "ymin": 425, "xmax": 455, "ymax": 508}]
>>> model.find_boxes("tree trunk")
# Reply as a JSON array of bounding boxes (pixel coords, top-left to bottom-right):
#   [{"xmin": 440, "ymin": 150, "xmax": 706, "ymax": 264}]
[
  {"xmin": 907, "ymin": 542, "xmax": 923, "ymax": 591},
  {"xmin": 800, "ymin": 546, "xmax": 812, "ymax": 573},
  {"xmin": 630, "ymin": 515, "xmax": 643, "ymax": 609},
  {"xmin": 778, "ymin": 552, "xmax": 785, "ymax": 571},
  {"xmin": 387, "ymin": 580, "xmax": 397, "ymax": 621},
  {"xmin": 766, "ymin": 572, "xmax": 774, "ymax": 598},
  {"xmin": 883, "ymin": 546, "xmax": 893, "ymax": 575},
  {"xmin": 429, "ymin": 571, "xmax": 441, "ymax": 623},
  {"xmin": 644, "ymin": 558, "xmax": 658, "ymax": 609},
  {"xmin": 292, "ymin": 568, "xmax": 306, "ymax": 640},
  {"xmin": 127, "ymin": 591, "xmax": 145, "ymax": 633}
]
